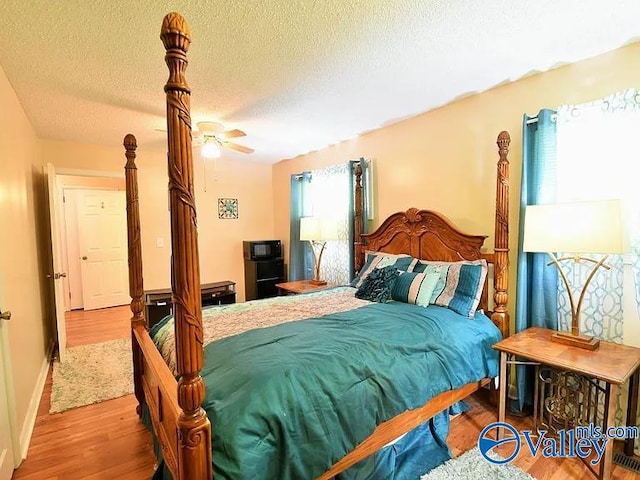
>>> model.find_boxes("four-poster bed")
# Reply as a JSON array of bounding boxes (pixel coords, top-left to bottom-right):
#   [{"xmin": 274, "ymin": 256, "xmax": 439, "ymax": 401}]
[{"xmin": 124, "ymin": 11, "xmax": 511, "ymax": 480}]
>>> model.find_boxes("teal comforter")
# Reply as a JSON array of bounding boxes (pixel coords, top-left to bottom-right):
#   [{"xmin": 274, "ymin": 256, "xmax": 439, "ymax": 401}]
[{"xmin": 153, "ymin": 294, "xmax": 501, "ymax": 479}]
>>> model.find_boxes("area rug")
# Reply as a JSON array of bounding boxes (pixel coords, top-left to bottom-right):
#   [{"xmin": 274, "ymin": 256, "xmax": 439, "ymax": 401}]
[
  {"xmin": 420, "ymin": 447, "xmax": 536, "ymax": 480},
  {"xmin": 50, "ymin": 337, "xmax": 133, "ymax": 413}
]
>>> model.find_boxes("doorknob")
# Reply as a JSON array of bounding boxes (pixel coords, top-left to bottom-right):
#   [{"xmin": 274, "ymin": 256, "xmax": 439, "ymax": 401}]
[
  {"xmin": 0, "ymin": 310, "xmax": 11, "ymax": 321},
  {"xmin": 81, "ymin": 256, "xmax": 88, "ymax": 260}
]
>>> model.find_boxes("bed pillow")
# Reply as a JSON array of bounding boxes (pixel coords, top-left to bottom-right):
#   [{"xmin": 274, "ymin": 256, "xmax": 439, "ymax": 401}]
[
  {"xmin": 414, "ymin": 259, "xmax": 487, "ymax": 317},
  {"xmin": 390, "ymin": 269, "xmax": 441, "ymax": 307},
  {"xmin": 351, "ymin": 252, "xmax": 418, "ymax": 288},
  {"xmin": 355, "ymin": 265, "xmax": 399, "ymax": 303}
]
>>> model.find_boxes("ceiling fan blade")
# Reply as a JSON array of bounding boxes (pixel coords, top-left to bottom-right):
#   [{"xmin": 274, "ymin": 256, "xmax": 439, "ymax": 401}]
[
  {"xmin": 218, "ymin": 129, "xmax": 246, "ymax": 139},
  {"xmin": 223, "ymin": 142, "xmax": 254, "ymax": 154}
]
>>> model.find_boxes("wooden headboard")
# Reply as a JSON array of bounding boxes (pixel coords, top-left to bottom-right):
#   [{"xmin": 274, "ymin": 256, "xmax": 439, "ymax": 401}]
[
  {"xmin": 352, "ymin": 132, "xmax": 511, "ymax": 338},
  {"xmin": 362, "ymin": 208, "xmax": 487, "ymax": 262}
]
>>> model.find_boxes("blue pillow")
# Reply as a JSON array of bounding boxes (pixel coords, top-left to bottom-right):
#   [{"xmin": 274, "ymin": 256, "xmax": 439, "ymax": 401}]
[
  {"xmin": 355, "ymin": 266, "xmax": 399, "ymax": 303},
  {"xmin": 391, "ymin": 270, "xmax": 441, "ymax": 307},
  {"xmin": 351, "ymin": 252, "xmax": 417, "ymax": 288},
  {"xmin": 414, "ymin": 260, "xmax": 487, "ymax": 317}
]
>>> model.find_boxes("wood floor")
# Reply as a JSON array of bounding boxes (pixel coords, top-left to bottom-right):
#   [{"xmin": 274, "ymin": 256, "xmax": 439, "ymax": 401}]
[
  {"xmin": 64, "ymin": 305, "xmax": 132, "ymax": 348},
  {"xmin": 11, "ymin": 306, "xmax": 156, "ymax": 480},
  {"xmin": 11, "ymin": 305, "xmax": 640, "ymax": 479}
]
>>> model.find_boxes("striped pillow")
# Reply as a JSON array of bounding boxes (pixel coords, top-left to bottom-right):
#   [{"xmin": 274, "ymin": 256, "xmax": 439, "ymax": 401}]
[
  {"xmin": 391, "ymin": 270, "xmax": 441, "ymax": 307},
  {"xmin": 414, "ymin": 259, "xmax": 487, "ymax": 317},
  {"xmin": 351, "ymin": 252, "xmax": 418, "ymax": 288}
]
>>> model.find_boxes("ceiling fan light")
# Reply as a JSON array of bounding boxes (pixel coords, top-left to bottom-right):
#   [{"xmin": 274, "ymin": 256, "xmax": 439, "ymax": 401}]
[{"xmin": 201, "ymin": 141, "xmax": 221, "ymax": 159}]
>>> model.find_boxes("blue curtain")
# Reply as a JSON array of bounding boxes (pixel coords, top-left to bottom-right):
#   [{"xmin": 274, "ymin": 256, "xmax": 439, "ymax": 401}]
[
  {"xmin": 514, "ymin": 109, "xmax": 559, "ymax": 412},
  {"xmin": 349, "ymin": 159, "xmax": 370, "ymax": 279},
  {"xmin": 289, "ymin": 172, "xmax": 313, "ymax": 281}
]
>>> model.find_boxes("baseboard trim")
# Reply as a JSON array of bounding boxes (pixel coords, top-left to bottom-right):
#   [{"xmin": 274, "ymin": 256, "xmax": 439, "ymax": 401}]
[{"xmin": 18, "ymin": 341, "xmax": 52, "ymax": 461}]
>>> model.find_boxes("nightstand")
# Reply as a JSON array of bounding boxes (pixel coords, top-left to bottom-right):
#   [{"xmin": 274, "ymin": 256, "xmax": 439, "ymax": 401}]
[
  {"xmin": 494, "ymin": 327, "xmax": 640, "ymax": 480},
  {"xmin": 275, "ymin": 280, "xmax": 336, "ymax": 295}
]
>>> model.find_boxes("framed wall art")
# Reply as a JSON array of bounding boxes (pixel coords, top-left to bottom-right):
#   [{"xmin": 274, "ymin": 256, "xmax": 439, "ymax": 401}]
[{"xmin": 218, "ymin": 198, "xmax": 238, "ymax": 219}]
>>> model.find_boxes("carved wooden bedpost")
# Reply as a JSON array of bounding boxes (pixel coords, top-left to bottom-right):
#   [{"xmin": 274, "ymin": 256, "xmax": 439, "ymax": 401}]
[
  {"xmin": 124, "ymin": 134, "xmax": 146, "ymax": 417},
  {"xmin": 353, "ymin": 162, "xmax": 364, "ymax": 274},
  {"xmin": 492, "ymin": 131, "xmax": 511, "ymax": 339},
  {"xmin": 161, "ymin": 13, "xmax": 212, "ymax": 479}
]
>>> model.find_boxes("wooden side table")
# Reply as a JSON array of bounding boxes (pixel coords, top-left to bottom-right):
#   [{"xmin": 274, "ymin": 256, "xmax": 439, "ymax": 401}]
[
  {"xmin": 494, "ymin": 327, "xmax": 640, "ymax": 480},
  {"xmin": 275, "ymin": 280, "xmax": 336, "ymax": 295}
]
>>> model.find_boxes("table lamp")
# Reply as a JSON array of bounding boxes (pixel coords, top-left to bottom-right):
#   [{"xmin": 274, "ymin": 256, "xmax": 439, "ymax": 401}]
[
  {"xmin": 300, "ymin": 216, "xmax": 339, "ymax": 285},
  {"xmin": 523, "ymin": 199, "xmax": 624, "ymax": 350}
]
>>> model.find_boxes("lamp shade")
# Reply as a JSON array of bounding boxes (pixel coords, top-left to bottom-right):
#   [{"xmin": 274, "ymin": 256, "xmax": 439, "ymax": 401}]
[
  {"xmin": 523, "ymin": 200, "xmax": 624, "ymax": 254},
  {"xmin": 300, "ymin": 216, "xmax": 339, "ymax": 241},
  {"xmin": 300, "ymin": 217, "xmax": 319, "ymax": 241}
]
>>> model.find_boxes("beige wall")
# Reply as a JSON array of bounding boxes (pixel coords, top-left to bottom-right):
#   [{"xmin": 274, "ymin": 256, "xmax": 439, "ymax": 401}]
[
  {"xmin": 193, "ymin": 159, "xmax": 274, "ymax": 300},
  {"xmin": 0, "ymin": 65, "xmax": 51, "ymax": 448},
  {"xmin": 273, "ymin": 42, "xmax": 640, "ymax": 323},
  {"xmin": 41, "ymin": 140, "xmax": 274, "ymax": 301}
]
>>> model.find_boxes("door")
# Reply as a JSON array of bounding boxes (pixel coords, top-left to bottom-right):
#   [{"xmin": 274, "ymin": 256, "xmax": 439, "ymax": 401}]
[
  {"xmin": 62, "ymin": 190, "xmax": 84, "ymax": 310},
  {"xmin": 77, "ymin": 190, "xmax": 129, "ymax": 310},
  {"xmin": 0, "ymin": 268, "xmax": 17, "ymax": 479},
  {"xmin": 46, "ymin": 163, "xmax": 67, "ymax": 361},
  {"xmin": 0, "ymin": 316, "xmax": 16, "ymax": 480}
]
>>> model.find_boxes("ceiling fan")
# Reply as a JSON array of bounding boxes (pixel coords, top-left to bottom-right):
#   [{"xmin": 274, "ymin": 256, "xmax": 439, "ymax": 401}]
[{"xmin": 192, "ymin": 122, "xmax": 254, "ymax": 157}]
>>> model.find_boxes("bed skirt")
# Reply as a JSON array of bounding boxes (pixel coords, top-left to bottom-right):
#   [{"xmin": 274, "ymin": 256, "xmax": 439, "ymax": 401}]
[{"xmin": 144, "ymin": 402, "xmax": 463, "ymax": 480}]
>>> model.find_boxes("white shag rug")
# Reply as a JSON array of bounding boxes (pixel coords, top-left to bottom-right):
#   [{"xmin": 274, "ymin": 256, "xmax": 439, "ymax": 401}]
[
  {"xmin": 420, "ymin": 447, "xmax": 536, "ymax": 480},
  {"xmin": 50, "ymin": 338, "xmax": 133, "ymax": 413}
]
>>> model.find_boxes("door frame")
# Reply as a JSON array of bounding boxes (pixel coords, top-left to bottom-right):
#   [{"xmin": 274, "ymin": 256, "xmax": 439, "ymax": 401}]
[{"xmin": 0, "ymin": 273, "xmax": 21, "ymax": 470}]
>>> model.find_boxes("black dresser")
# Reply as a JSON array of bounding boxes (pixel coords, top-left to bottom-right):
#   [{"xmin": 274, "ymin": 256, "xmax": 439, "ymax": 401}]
[{"xmin": 143, "ymin": 281, "xmax": 236, "ymax": 328}]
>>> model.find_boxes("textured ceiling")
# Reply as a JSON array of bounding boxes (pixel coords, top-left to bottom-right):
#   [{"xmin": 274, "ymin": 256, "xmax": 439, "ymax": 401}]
[{"xmin": 1, "ymin": 1, "xmax": 639, "ymax": 163}]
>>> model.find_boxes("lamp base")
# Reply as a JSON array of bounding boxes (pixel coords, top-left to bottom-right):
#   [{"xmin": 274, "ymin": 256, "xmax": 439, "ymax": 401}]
[
  {"xmin": 551, "ymin": 331, "xmax": 600, "ymax": 351},
  {"xmin": 309, "ymin": 279, "xmax": 327, "ymax": 286}
]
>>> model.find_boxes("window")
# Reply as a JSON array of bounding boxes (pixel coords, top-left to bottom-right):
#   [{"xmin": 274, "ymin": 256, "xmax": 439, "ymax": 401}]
[{"xmin": 555, "ymin": 89, "xmax": 640, "ymax": 342}]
